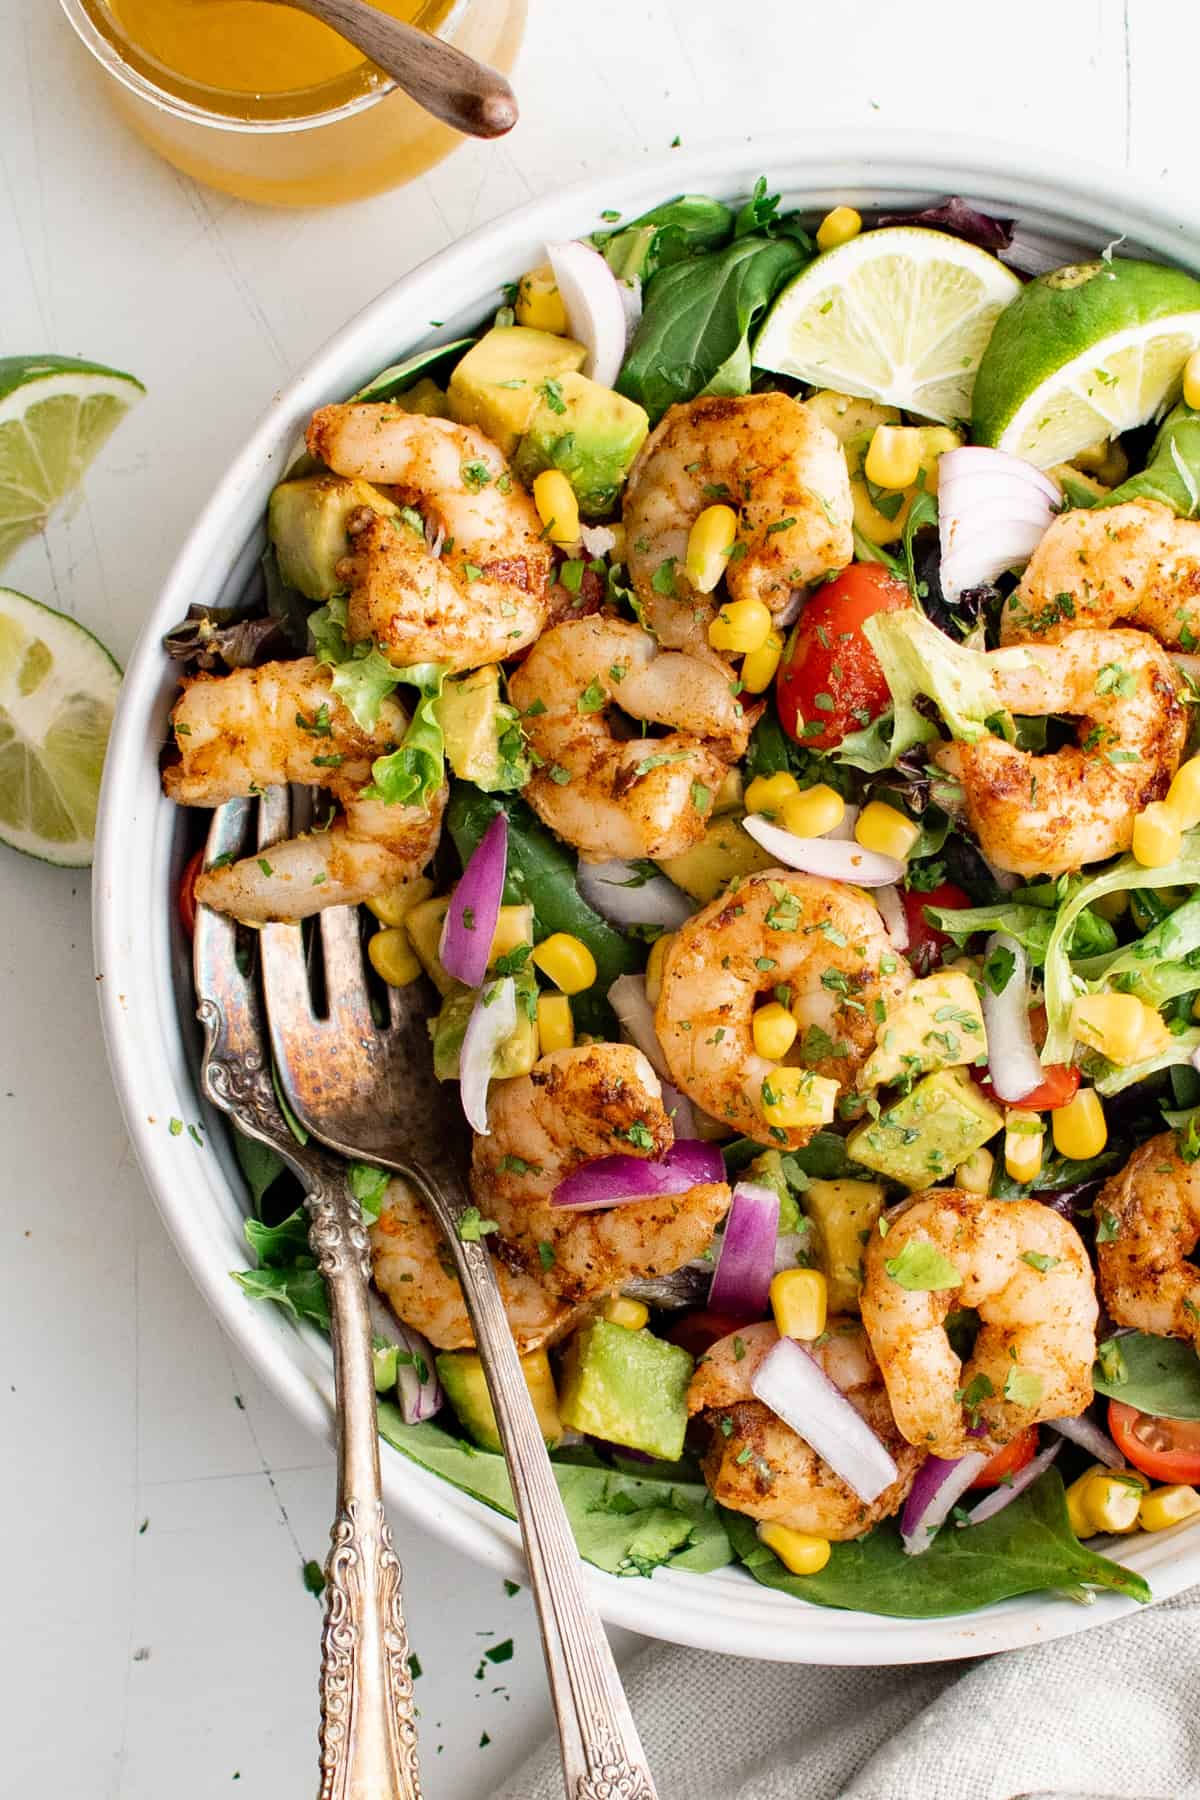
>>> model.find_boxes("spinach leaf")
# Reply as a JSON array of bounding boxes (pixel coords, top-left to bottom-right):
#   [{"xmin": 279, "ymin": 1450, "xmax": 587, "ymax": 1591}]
[
  {"xmin": 1101, "ymin": 402, "xmax": 1200, "ymax": 518},
  {"xmin": 723, "ymin": 1130, "xmax": 871, "ymax": 1182},
  {"xmin": 991, "ymin": 1149, "xmax": 1122, "ymax": 1199},
  {"xmin": 595, "ymin": 194, "xmax": 734, "ymax": 284},
  {"xmin": 233, "ymin": 1127, "xmax": 288, "ymax": 1215},
  {"xmin": 232, "ymin": 1263, "xmax": 331, "ymax": 1331},
  {"xmin": 722, "ymin": 1471, "xmax": 1150, "ymax": 1617},
  {"xmin": 244, "ymin": 1205, "xmax": 313, "ymax": 1269},
  {"xmin": 1093, "ymin": 1331, "xmax": 1200, "ymax": 1421},
  {"xmin": 617, "ymin": 235, "xmax": 811, "ymax": 422}
]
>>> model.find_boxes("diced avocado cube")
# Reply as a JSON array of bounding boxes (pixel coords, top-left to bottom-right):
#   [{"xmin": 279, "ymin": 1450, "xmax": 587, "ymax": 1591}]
[
  {"xmin": 859, "ymin": 969, "xmax": 987, "ymax": 1090},
  {"xmin": 390, "ymin": 375, "xmax": 448, "ymax": 417},
  {"xmin": 846, "ymin": 1068, "xmax": 1003, "ymax": 1189},
  {"xmin": 437, "ymin": 1348, "xmax": 562, "ymax": 1452},
  {"xmin": 655, "ymin": 815, "xmax": 775, "ymax": 903},
  {"xmin": 558, "ymin": 1318, "xmax": 693, "ymax": 1461},
  {"xmin": 447, "ymin": 326, "xmax": 587, "ymax": 455},
  {"xmin": 267, "ymin": 474, "xmax": 397, "ymax": 600},
  {"xmin": 439, "ymin": 665, "xmax": 529, "ymax": 791},
  {"xmin": 802, "ymin": 1178, "xmax": 888, "ymax": 1312},
  {"xmin": 430, "ymin": 968, "xmax": 539, "ymax": 1082},
  {"xmin": 745, "ymin": 1149, "xmax": 804, "ymax": 1237},
  {"xmin": 404, "ymin": 895, "xmax": 454, "ymax": 996},
  {"xmin": 373, "ymin": 1344, "xmax": 400, "ymax": 1392},
  {"xmin": 513, "ymin": 372, "xmax": 650, "ymax": 518}
]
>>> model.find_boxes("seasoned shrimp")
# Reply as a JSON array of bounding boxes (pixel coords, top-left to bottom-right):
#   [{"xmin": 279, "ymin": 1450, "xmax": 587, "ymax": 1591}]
[
  {"xmin": 623, "ymin": 393, "xmax": 854, "ymax": 651},
  {"xmin": 163, "ymin": 657, "xmax": 444, "ymax": 921},
  {"xmin": 507, "ymin": 615, "xmax": 752, "ymax": 860},
  {"xmin": 687, "ymin": 1321, "xmax": 923, "ymax": 1539},
  {"xmin": 1003, "ymin": 499, "xmax": 1200, "ymax": 648},
  {"xmin": 370, "ymin": 1177, "xmax": 579, "ymax": 1352},
  {"xmin": 307, "ymin": 405, "xmax": 553, "ymax": 671},
  {"xmin": 860, "ymin": 1191, "xmax": 1097, "ymax": 1458},
  {"xmin": 472, "ymin": 1044, "xmax": 731, "ymax": 1306},
  {"xmin": 935, "ymin": 627, "xmax": 1185, "ymax": 877},
  {"xmin": 1095, "ymin": 1131, "xmax": 1200, "ymax": 1350},
  {"xmin": 654, "ymin": 872, "xmax": 911, "ymax": 1148}
]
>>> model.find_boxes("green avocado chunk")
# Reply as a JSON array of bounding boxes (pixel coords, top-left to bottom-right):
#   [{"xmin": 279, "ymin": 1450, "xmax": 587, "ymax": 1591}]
[
  {"xmin": 267, "ymin": 474, "xmax": 397, "ymax": 600},
  {"xmin": 447, "ymin": 325, "xmax": 587, "ymax": 455},
  {"xmin": 439, "ymin": 665, "xmax": 529, "ymax": 791},
  {"xmin": 436, "ymin": 1348, "xmax": 563, "ymax": 1452},
  {"xmin": 845, "ymin": 1067, "xmax": 1003, "ymax": 1189},
  {"xmin": 513, "ymin": 371, "xmax": 650, "ymax": 517},
  {"xmin": 430, "ymin": 967, "xmax": 539, "ymax": 1083},
  {"xmin": 558, "ymin": 1319, "xmax": 693, "ymax": 1460}
]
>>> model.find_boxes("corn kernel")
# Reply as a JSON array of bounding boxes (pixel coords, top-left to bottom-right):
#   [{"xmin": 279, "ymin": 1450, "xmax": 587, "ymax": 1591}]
[
  {"xmin": 1185, "ymin": 348, "xmax": 1200, "ymax": 411},
  {"xmin": 864, "ymin": 425, "xmax": 924, "ymax": 492},
  {"xmin": 708, "ymin": 596, "xmax": 773, "ymax": 656},
  {"xmin": 365, "ymin": 874, "xmax": 434, "ymax": 928},
  {"xmin": 760, "ymin": 1066, "xmax": 839, "ymax": 1131},
  {"xmin": 532, "ymin": 932, "xmax": 596, "ymax": 995},
  {"xmin": 536, "ymin": 992, "xmax": 574, "ymax": 1052},
  {"xmin": 1139, "ymin": 1483, "xmax": 1200, "ymax": 1532},
  {"xmin": 533, "ymin": 469, "xmax": 580, "ymax": 546},
  {"xmin": 756, "ymin": 1521, "xmax": 832, "ymax": 1574},
  {"xmin": 712, "ymin": 768, "xmax": 744, "ymax": 815},
  {"xmin": 1133, "ymin": 801, "xmax": 1183, "ymax": 869},
  {"xmin": 1065, "ymin": 1464, "xmax": 1110, "ymax": 1538},
  {"xmin": 771, "ymin": 1268, "xmax": 828, "ymax": 1341},
  {"xmin": 815, "ymin": 206, "xmax": 862, "ymax": 254},
  {"xmin": 515, "ymin": 262, "xmax": 569, "ymax": 334},
  {"xmin": 1167, "ymin": 754, "xmax": 1200, "ymax": 830},
  {"xmin": 753, "ymin": 1001, "xmax": 799, "ymax": 1061},
  {"xmin": 740, "ymin": 628, "xmax": 785, "ymax": 695},
  {"xmin": 855, "ymin": 800, "xmax": 920, "ymax": 861},
  {"xmin": 489, "ymin": 903, "xmax": 535, "ymax": 966},
  {"xmin": 780, "ymin": 783, "xmax": 845, "ymax": 839},
  {"xmin": 745, "ymin": 771, "xmax": 800, "ymax": 815},
  {"xmin": 603, "ymin": 1295, "xmax": 650, "ymax": 1330},
  {"xmin": 1052, "ymin": 1087, "xmax": 1107, "ymax": 1160},
  {"xmin": 955, "ymin": 1146, "xmax": 994, "ymax": 1194},
  {"xmin": 685, "ymin": 503, "xmax": 739, "ymax": 594},
  {"xmin": 644, "ymin": 932, "xmax": 674, "ymax": 1006},
  {"xmin": 368, "ymin": 927, "xmax": 422, "ymax": 987},
  {"xmin": 1071, "ymin": 992, "xmax": 1171, "ymax": 1066},
  {"xmin": 1004, "ymin": 1108, "xmax": 1045, "ymax": 1184},
  {"xmin": 1082, "ymin": 1469, "xmax": 1147, "ymax": 1534}
]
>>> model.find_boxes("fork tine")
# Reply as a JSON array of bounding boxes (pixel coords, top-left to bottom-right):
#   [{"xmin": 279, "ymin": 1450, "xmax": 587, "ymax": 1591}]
[
  {"xmin": 256, "ymin": 783, "xmax": 291, "ymax": 852},
  {"xmin": 320, "ymin": 906, "xmax": 375, "ymax": 1030},
  {"xmin": 193, "ymin": 799, "xmax": 265, "ymax": 1072}
]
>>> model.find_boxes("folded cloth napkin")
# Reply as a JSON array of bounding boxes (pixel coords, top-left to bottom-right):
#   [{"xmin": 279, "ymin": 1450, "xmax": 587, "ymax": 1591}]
[{"xmin": 496, "ymin": 1587, "xmax": 1200, "ymax": 1800}]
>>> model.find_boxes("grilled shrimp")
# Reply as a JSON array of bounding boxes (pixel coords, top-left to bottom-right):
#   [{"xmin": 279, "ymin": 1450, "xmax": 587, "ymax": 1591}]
[
  {"xmin": 1095, "ymin": 1131, "xmax": 1200, "ymax": 1350},
  {"xmin": 370, "ymin": 1177, "xmax": 579, "ymax": 1352},
  {"xmin": 860, "ymin": 1191, "xmax": 1097, "ymax": 1458},
  {"xmin": 472, "ymin": 1044, "xmax": 731, "ymax": 1307},
  {"xmin": 935, "ymin": 627, "xmax": 1186, "ymax": 877},
  {"xmin": 687, "ymin": 1321, "xmax": 923, "ymax": 1539},
  {"xmin": 307, "ymin": 405, "xmax": 553, "ymax": 670},
  {"xmin": 163, "ymin": 657, "xmax": 444, "ymax": 921},
  {"xmin": 507, "ymin": 615, "xmax": 752, "ymax": 860},
  {"xmin": 654, "ymin": 872, "xmax": 911, "ymax": 1148},
  {"xmin": 623, "ymin": 393, "xmax": 854, "ymax": 651},
  {"xmin": 1003, "ymin": 499, "xmax": 1200, "ymax": 648}
]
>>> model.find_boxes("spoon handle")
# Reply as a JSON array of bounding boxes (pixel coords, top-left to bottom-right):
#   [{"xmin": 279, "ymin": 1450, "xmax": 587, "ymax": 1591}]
[{"xmin": 287, "ymin": 0, "xmax": 518, "ymax": 138}]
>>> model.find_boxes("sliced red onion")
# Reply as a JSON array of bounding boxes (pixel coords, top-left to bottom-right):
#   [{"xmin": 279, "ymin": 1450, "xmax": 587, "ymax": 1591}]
[
  {"xmin": 900, "ymin": 1451, "xmax": 989, "ymax": 1554},
  {"xmin": 826, "ymin": 802, "xmax": 861, "ymax": 843},
  {"xmin": 876, "ymin": 884, "xmax": 909, "ymax": 950},
  {"xmin": 774, "ymin": 589, "xmax": 805, "ymax": 630},
  {"xmin": 743, "ymin": 813, "xmax": 904, "ymax": 886},
  {"xmin": 368, "ymin": 1292, "xmax": 443, "ymax": 1423},
  {"xmin": 752, "ymin": 1336, "xmax": 900, "ymax": 1504},
  {"xmin": 1047, "ymin": 1414, "xmax": 1124, "ymax": 1469},
  {"xmin": 578, "ymin": 857, "xmax": 694, "ymax": 929},
  {"xmin": 962, "ymin": 1438, "xmax": 1061, "ymax": 1526},
  {"xmin": 440, "ymin": 812, "xmax": 507, "ymax": 988},
  {"xmin": 937, "ymin": 447, "xmax": 1061, "ymax": 602},
  {"xmin": 774, "ymin": 1232, "xmax": 811, "ymax": 1273},
  {"xmin": 660, "ymin": 1079, "xmax": 698, "ymax": 1141},
  {"xmin": 580, "ymin": 523, "xmax": 617, "ymax": 558},
  {"xmin": 459, "ymin": 975, "xmax": 517, "ymax": 1135},
  {"xmin": 616, "ymin": 272, "xmax": 643, "ymax": 344},
  {"xmin": 981, "ymin": 931, "xmax": 1044, "ymax": 1103},
  {"xmin": 546, "ymin": 239, "xmax": 628, "ymax": 388},
  {"xmin": 552, "ymin": 1138, "xmax": 724, "ymax": 1211},
  {"xmin": 708, "ymin": 1181, "xmax": 780, "ymax": 1320},
  {"xmin": 1191, "ymin": 1044, "xmax": 1200, "ymax": 1077},
  {"xmin": 608, "ymin": 973, "xmax": 671, "ymax": 1078}
]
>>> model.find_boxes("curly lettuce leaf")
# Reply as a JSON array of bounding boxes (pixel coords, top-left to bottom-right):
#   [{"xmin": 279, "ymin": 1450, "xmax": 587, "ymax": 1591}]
[
  {"xmin": 365, "ymin": 663, "xmax": 447, "ymax": 807},
  {"xmin": 309, "ymin": 594, "xmax": 403, "ymax": 732},
  {"xmin": 838, "ymin": 609, "xmax": 1009, "ymax": 772},
  {"xmin": 923, "ymin": 898, "xmax": 1116, "ymax": 965}
]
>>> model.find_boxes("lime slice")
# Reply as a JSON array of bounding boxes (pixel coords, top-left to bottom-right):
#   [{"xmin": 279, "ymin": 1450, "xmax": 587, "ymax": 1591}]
[
  {"xmin": 753, "ymin": 227, "xmax": 1022, "ymax": 425},
  {"xmin": 0, "ymin": 355, "xmax": 144, "ymax": 567},
  {"xmin": 0, "ymin": 587, "xmax": 121, "ymax": 866},
  {"xmin": 972, "ymin": 258, "xmax": 1200, "ymax": 468}
]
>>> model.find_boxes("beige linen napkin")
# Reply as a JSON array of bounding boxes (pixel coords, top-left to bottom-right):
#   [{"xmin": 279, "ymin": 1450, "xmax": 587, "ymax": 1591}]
[{"xmin": 496, "ymin": 1588, "xmax": 1199, "ymax": 1799}]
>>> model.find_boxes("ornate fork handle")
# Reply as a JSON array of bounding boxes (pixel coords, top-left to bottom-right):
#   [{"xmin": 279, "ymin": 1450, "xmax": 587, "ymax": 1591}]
[{"xmin": 199, "ymin": 1012, "xmax": 421, "ymax": 1800}]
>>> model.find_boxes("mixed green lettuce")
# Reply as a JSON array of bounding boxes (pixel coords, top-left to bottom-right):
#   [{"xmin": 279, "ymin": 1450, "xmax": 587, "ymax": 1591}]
[{"xmin": 837, "ymin": 609, "xmax": 1008, "ymax": 772}]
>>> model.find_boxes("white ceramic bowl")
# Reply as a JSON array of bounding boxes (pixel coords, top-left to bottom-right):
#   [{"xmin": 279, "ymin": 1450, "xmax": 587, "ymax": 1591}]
[{"xmin": 94, "ymin": 132, "xmax": 1200, "ymax": 1664}]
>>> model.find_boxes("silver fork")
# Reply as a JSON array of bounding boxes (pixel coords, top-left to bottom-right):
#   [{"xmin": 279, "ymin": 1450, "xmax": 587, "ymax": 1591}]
[
  {"xmin": 194, "ymin": 796, "xmax": 422, "ymax": 1800},
  {"xmin": 255, "ymin": 786, "xmax": 659, "ymax": 1800}
]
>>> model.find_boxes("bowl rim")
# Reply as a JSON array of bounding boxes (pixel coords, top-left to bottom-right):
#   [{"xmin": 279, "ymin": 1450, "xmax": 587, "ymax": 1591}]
[{"xmin": 94, "ymin": 129, "xmax": 1200, "ymax": 1665}]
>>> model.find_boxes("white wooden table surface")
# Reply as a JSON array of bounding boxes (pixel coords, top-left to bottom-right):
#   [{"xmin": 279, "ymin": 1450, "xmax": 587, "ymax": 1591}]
[{"xmin": 2, "ymin": 2, "xmax": 1194, "ymax": 1794}]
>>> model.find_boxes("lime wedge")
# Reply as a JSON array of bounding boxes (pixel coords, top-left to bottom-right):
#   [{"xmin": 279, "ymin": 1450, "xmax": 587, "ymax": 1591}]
[
  {"xmin": 0, "ymin": 587, "xmax": 121, "ymax": 866},
  {"xmin": 752, "ymin": 227, "xmax": 1022, "ymax": 425},
  {"xmin": 0, "ymin": 355, "xmax": 144, "ymax": 567},
  {"xmin": 971, "ymin": 258, "xmax": 1200, "ymax": 468}
]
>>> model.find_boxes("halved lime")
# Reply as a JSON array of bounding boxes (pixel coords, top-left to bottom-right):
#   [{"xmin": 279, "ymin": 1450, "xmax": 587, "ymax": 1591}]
[
  {"xmin": 972, "ymin": 258, "xmax": 1200, "ymax": 467},
  {"xmin": 0, "ymin": 587, "xmax": 121, "ymax": 866},
  {"xmin": 753, "ymin": 226, "xmax": 1022, "ymax": 425},
  {"xmin": 0, "ymin": 355, "xmax": 144, "ymax": 567}
]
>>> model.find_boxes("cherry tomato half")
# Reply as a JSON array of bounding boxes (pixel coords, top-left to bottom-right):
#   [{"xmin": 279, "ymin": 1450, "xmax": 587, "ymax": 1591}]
[
  {"xmin": 178, "ymin": 847, "xmax": 204, "ymax": 940},
  {"xmin": 1108, "ymin": 1400, "xmax": 1200, "ymax": 1484},
  {"xmin": 969, "ymin": 1425, "xmax": 1039, "ymax": 1489},
  {"xmin": 902, "ymin": 881, "xmax": 972, "ymax": 977},
  {"xmin": 974, "ymin": 1060, "xmax": 1081, "ymax": 1112},
  {"xmin": 663, "ymin": 1311, "xmax": 747, "ymax": 1359},
  {"xmin": 775, "ymin": 563, "xmax": 911, "ymax": 750}
]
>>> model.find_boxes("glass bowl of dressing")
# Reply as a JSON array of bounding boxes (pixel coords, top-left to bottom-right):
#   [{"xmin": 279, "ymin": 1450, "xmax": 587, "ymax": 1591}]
[{"xmin": 59, "ymin": 0, "xmax": 526, "ymax": 207}]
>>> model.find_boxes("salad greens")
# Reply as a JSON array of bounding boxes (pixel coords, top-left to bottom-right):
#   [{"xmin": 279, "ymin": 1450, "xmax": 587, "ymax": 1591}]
[
  {"xmin": 595, "ymin": 194, "xmax": 736, "ymax": 284},
  {"xmin": 1093, "ymin": 1332, "xmax": 1200, "ymax": 1420},
  {"xmin": 837, "ymin": 608, "xmax": 1005, "ymax": 772},
  {"xmin": 1102, "ymin": 402, "xmax": 1200, "ymax": 517}
]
